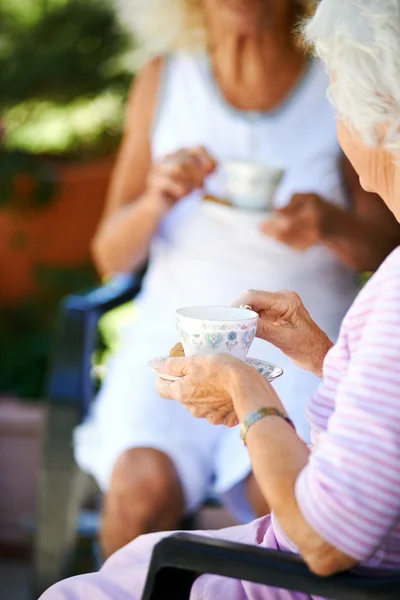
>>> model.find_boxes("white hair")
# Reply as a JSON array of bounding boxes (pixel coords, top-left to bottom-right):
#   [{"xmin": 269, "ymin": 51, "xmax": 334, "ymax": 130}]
[
  {"xmin": 116, "ymin": 0, "xmax": 310, "ymax": 67},
  {"xmin": 304, "ymin": 0, "xmax": 400, "ymax": 153},
  {"xmin": 114, "ymin": 0, "xmax": 206, "ymax": 66}
]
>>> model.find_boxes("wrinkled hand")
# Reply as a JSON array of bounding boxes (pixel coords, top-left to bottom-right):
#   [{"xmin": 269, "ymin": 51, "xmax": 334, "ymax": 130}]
[
  {"xmin": 153, "ymin": 354, "xmax": 266, "ymax": 427},
  {"xmin": 261, "ymin": 193, "xmax": 328, "ymax": 251},
  {"xmin": 235, "ymin": 290, "xmax": 333, "ymax": 377},
  {"xmin": 144, "ymin": 146, "xmax": 216, "ymax": 213}
]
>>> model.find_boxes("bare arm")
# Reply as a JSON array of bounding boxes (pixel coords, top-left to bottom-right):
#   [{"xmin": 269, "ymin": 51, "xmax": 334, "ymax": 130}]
[
  {"xmin": 232, "ymin": 380, "xmax": 357, "ymax": 577},
  {"xmin": 92, "ymin": 58, "xmax": 164, "ymax": 276},
  {"xmin": 92, "ymin": 57, "xmax": 216, "ymax": 276}
]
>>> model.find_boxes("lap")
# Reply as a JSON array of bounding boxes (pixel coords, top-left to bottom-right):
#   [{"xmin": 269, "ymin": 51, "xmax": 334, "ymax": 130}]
[{"xmin": 40, "ymin": 517, "xmax": 314, "ymax": 600}]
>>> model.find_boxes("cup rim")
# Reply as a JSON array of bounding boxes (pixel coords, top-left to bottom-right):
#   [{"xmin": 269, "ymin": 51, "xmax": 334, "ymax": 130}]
[
  {"xmin": 176, "ymin": 305, "xmax": 259, "ymax": 322},
  {"xmin": 223, "ymin": 158, "xmax": 284, "ymax": 174}
]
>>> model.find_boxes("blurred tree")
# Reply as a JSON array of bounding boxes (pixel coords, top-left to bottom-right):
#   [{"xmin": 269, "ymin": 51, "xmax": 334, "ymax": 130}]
[
  {"xmin": 0, "ymin": 0, "xmax": 132, "ymax": 107},
  {"xmin": 0, "ymin": 0, "xmax": 135, "ymax": 398},
  {"xmin": 0, "ymin": 0, "xmax": 135, "ymax": 207},
  {"xmin": 0, "ymin": 0, "xmax": 135, "ymax": 162}
]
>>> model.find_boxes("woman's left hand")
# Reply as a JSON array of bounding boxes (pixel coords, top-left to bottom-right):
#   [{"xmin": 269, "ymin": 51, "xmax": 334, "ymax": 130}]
[
  {"xmin": 261, "ymin": 193, "xmax": 328, "ymax": 250},
  {"xmin": 153, "ymin": 354, "xmax": 272, "ymax": 427}
]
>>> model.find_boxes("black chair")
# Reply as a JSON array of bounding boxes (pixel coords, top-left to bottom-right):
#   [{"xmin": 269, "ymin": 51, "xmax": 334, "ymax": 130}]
[
  {"xmin": 141, "ymin": 533, "xmax": 400, "ymax": 600},
  {"xmin": 33, "ymin": 272, "xmax": 144, "ymax": 597}
]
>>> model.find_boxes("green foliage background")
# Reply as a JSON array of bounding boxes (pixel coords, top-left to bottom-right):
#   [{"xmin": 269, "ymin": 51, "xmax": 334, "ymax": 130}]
[{"xmin": 0, "ymin": 0, "xmax": 135, "ymax": 399}]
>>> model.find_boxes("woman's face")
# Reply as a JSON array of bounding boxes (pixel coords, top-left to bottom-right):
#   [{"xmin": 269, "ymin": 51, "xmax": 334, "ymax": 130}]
[
  {"xmin": 337, "ymin": 119, "xmax": 400, "ymax": 221},
  {"xmin": 202, "ymin": 0, "xmax": 296, "ymax": 35}
]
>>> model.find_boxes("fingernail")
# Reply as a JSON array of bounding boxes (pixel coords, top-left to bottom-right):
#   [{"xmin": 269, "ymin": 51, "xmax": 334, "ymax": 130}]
[
  {"xmin": 148, "ymin": 357, "xmax": 167, "ymax": 371},
  {"xmin": 240, "ymin": 304, "xmax": 253, "ymax": 311}
]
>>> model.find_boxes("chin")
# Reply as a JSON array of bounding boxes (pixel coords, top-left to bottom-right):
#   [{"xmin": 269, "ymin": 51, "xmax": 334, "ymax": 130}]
[
  {"xmin": 224, "ymin": 14, "xmax": 264, "ymax": 35},
  {"xmin": 359, "ymin": 176, "xmax": 374, "ymax": 193},
  {"xmin": 220, "ymin": 0, "xmax": 269, "ymax": 33}
]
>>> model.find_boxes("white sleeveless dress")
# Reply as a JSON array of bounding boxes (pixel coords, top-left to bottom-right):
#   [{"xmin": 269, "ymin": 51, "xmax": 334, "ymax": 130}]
[{"xmin": 74, "ymin": 53, "xmax": 359, "ymax": 521}]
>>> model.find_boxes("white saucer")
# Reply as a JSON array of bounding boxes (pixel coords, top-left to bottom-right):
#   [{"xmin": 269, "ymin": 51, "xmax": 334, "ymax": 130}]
[
  {"xmin": 245, "ymin": 358, "xmax": 283, "ymax": 382},
  {"xmin": 149, "ymin": 357, "xmax": 283, "ymax": 383}
]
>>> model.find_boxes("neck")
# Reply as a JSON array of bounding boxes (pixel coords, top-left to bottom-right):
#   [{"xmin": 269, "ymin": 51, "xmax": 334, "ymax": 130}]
[{"xmin": 207, "ymin": 26, "xmax": 306, "ymax": 112}]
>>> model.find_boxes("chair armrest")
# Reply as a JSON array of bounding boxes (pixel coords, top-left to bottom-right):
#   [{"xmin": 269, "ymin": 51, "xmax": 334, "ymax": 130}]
[
  {"xmin": 141, "ymin": 533, "xmax": 400, "ymax": 600},
  {"xmin": 46, "ymin": 271, "xmax": 144, "ymax": 417},
  {"xmin": 63, "ymin": 271, "xmax": 143, "ymax": 315}
]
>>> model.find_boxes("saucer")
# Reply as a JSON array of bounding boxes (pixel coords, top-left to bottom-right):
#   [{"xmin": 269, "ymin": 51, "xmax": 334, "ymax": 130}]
[
  {"xmin": 245, "ymin": 358, "xmax": 283, "ymax": 382},
  {"xmin": 150, "ymin": 357, "xmax": 283, "ymax": 383}
]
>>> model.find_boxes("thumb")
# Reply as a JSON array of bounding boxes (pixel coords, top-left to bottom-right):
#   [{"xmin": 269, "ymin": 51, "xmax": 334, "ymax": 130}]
[
  {"xmin": 262, "ymin": 213, "xmax": 291, "ymax": 233},
  {"xmin": 232, "ymin": 290, "xmax": 277, "ymax": 314},
  {"xmin": 149, "ymin": 356, "xmax": 189, "ymax": 377}
]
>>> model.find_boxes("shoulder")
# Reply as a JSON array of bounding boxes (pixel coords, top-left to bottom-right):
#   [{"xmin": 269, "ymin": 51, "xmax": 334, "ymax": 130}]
[
  {"xmin": 124, "ymin": 56, "xmax": 166, "ymax": 132},
  {"xmin": 128, "ymin": 56, "xmax": 165, "ymax": 105},
  {"xmin": 127, "ymin": 52, "xmax": 206, "ymax": 114}
]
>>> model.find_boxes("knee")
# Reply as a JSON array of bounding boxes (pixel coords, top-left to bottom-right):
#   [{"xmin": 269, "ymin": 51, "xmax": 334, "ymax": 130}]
[
  {"xmin": 110, "ymin": 447, "xmax": 181, "ymax": 506},
  {"xmin": 101, "ymin": 448, "xmax": 184, "ymax": 557}
]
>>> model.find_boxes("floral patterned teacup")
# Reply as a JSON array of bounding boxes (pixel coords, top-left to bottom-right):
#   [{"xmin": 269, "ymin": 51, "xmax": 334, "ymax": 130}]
[
  {"xmin": 224, "ymin": 159, "xmax": 284, "ymax": 212},
  {"xmin": 176, "ymin": 306, "xmax": 259, "ymax": 360}
]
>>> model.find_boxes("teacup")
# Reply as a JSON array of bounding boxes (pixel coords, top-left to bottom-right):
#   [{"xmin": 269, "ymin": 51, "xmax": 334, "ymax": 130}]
[
  {"xmin": 223, "ymin": 159, "xmax": 284, "ymax": 212},
  {"xmin": 176, "ymin": 306, "xmax": 259, "ymax": 361}
]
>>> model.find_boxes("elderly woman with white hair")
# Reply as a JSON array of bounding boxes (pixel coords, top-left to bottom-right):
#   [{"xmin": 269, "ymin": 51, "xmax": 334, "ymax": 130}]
[
  {"xmin": 74, "ymin": 0, "xmax": 400, "ymax": 560},
  {"xmin": 41, "ymin": 0, "xmax": 400, "ymax": 598}
]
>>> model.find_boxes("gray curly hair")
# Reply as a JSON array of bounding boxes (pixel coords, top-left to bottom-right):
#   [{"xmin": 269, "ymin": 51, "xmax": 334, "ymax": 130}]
[{"xmin": 304, "ymin": 0, "xmax": 400, "ymax": 153}]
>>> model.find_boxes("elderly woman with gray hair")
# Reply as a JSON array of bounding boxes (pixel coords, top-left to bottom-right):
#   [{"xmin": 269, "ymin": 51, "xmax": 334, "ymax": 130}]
[{"xmin": 42, "ymin": 0, "xmax": 400, "ymax": 598}]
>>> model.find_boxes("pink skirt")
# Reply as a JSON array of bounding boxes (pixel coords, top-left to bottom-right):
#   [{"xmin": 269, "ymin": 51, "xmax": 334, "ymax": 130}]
[{"xmin": 40, "ymin": 516, "xmax": 321, "ymax": 600}]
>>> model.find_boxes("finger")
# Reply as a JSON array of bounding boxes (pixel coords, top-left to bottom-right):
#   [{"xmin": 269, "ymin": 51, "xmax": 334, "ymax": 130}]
[
  {"xmin": 188, "ymin": 146, "xmax": 217, "ymax": 174},
  {"xmin": 179, "ymin": 156, "xmax": 207, "ymax": 188},
  {"xmin": 233, "ymin": 289, "xmax": 299, "ymax": 324},
  {"xmin": 155, "ymin": 376, "xmax": 174, "ymax": 399},
  {"xmin": 158, "ymin": 159, "xmax": 205, "ymax": 191},
  {"xmin": 156, "ymin": 160, "xmax": 197, "ymax": 185},
  {"xmin": 261, "ymin": 224, "xmax": 298, "ymax": 247},
  {"xmin": 186, "ymin": 405, "xmax": 210, "ymax": 420},
  {"xmin": 151, "ymin": 356, "xmax": 190, "ymax": 377},
  {"xmin": 232, "ymin": 289, "xmax": 276, "ymax": 313},
  {"xmin": 224, "ymin": 413, "xmax": 239, "ymax": 428},
  {"xmin": 208, "ymin": 411, "xmax": 237, "ymax": 427},
  {"xmin": 149, "ymin": 173, "xmax": 190, "ymax": 199},
  {"xmin": 261, "ymin": 214, "xmax": 292, "ymax": 237},
  {"xmin": 284, "ymin": 239, "xmax": 312, "ymax": 251},
  {"xmin": 282, "ymin": 193, "xmax": 309, "ymax": 213},
  {"xmin": 155, "ymin": 376, "xmax": 184, "ymax": 400}
]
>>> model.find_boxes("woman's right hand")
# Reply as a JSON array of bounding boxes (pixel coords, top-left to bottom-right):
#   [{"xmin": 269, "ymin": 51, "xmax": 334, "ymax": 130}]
[
  {"xmin": 143, "ymin": 146, "xmax": 216, "ymax": 213},
  {"xmin": 234, "ymin": 290, "xmax": 333, "ymax": 377}
]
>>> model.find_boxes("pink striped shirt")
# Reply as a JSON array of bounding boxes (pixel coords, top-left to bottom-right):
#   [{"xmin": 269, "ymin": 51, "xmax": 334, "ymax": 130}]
[{"xmin": 295, "ymin": 247, "xmax": 400, "ymax": 569}]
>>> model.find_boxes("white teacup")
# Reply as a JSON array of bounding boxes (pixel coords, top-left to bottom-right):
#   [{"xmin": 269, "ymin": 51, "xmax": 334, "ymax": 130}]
[
  {"xmin": 224, "ymin": 159, "xmax": 284, "ymax": 212},
  {"xmin": 176, "ymin": 306, "xmax": 259, "ymax": 361}
]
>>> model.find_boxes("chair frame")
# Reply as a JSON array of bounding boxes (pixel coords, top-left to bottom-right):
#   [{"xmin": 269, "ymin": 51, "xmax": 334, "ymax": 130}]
[
  {"xmin": 141, "ymin": 533, "xmax": 400, "ymax": 600},
  {"xmin": 33, "ymin": 273, "xmax": 143, "ymax": 597}
]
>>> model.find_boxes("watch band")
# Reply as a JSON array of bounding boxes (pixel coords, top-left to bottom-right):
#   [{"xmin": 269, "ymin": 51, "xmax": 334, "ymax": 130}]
[{"xmin": 240, "ymin": 407, "xmax": 295, "ymax": 445}]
